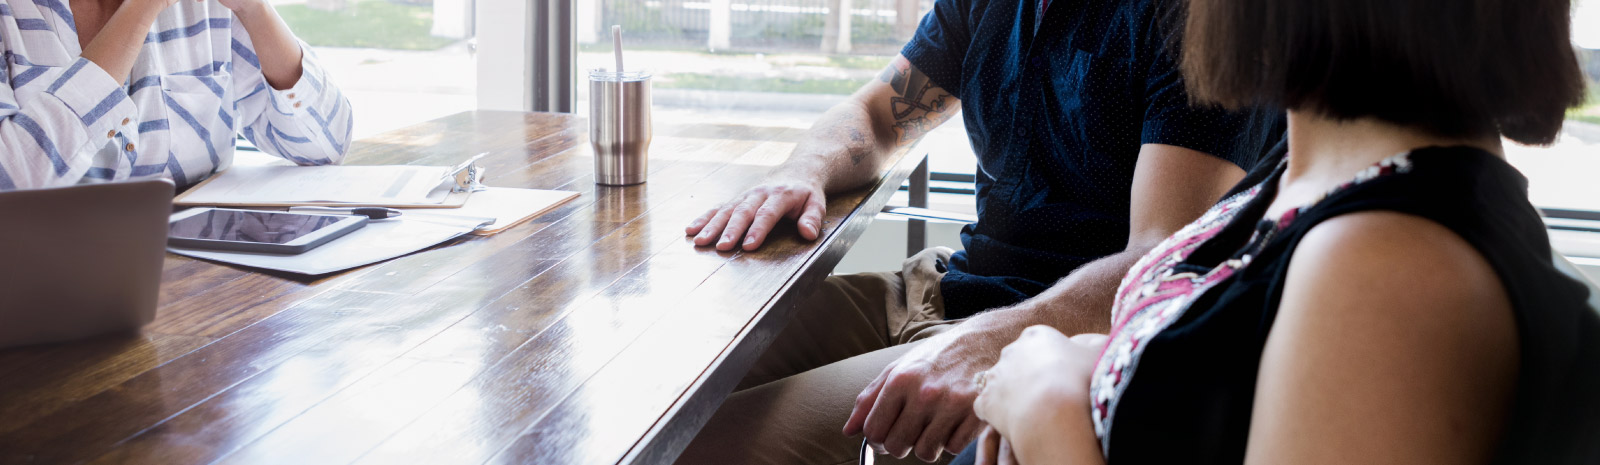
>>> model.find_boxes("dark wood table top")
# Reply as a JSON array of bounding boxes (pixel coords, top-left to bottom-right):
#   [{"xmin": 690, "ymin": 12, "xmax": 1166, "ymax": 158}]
[{"xmin": 0, "ymin": 110, "xmax": 922, "ymax": 465}]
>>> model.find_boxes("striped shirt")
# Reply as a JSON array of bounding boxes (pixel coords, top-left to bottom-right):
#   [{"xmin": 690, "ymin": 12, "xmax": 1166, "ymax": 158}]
[{"xmin": 0, "ymin": 0, "xmax": 353, "ymax": 190}]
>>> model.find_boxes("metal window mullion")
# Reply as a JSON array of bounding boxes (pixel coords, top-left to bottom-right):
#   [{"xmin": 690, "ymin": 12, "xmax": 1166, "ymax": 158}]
[
  {"xmin": 533, "ymin": 0, "xmax": 576, "ymax": 113},
  {"xmin": 906, "ymin": 155, "xmax": 930, "ymax": 257}
]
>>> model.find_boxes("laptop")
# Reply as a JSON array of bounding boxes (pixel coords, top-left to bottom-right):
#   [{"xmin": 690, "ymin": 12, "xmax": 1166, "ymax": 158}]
[{"xmin": 0, "ymin": 180, "xmax": 174, "ymax": 349}]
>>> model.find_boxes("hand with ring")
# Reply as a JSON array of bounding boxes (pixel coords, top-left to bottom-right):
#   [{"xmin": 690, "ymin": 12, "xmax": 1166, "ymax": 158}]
[{"xmin": 970, "ymin": 326, "xmax": 1108, "ymax": 464}]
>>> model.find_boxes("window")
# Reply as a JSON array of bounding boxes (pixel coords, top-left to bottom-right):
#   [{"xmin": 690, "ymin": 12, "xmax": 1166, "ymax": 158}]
[
  {"xmin": 271, "ymin": 0, "xmax": 477, "ymax": 140},
  {"xmin": 572, "ymin": 0, "xmax": 957, "ymax": 150},
  {"xmin": 1505, "ymin": 0, "xmax": 1600, "ymax": 215},
  {"xmin": 573, "ymin": 0, "xmax": 976, "ymax": 202},
  {"xmin": 575, "ymin": 0, "xmax": 928, "ymax": 118},
  {"xmin": 1507, "ymin": 0, "xmax": 1600, "ymax": 271},
  {"xmin": 570, "ymin": 0, "xmax": 978, "ymax": 269}
]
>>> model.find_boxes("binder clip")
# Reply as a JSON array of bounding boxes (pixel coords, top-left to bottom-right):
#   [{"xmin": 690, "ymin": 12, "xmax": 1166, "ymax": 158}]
[{"xmin": 445, "ymin": 153, "xmax": 489, "ymax": 193}]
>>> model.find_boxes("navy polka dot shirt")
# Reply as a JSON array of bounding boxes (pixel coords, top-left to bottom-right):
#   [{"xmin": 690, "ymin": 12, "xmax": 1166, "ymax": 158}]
[{"xmin": 903, "ymin": 0, "xmax": 1282, "ymax": 319}]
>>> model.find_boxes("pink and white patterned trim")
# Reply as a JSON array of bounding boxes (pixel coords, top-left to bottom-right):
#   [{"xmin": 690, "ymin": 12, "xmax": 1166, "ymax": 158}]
[{"xmin": 1087, "ymin": 152, "xmax": 1415, "ymax": 457}]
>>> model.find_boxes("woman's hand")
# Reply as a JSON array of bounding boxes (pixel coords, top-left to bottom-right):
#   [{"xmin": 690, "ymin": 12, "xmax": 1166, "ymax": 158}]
[
  {"xmin": 972, "ymin": 326, "xmax": 1103, "ymax": 436},
  {"xmin": 217, "ymin": 0, "xmax": 305, "ymax": 89},
  {"xmin": 215, "ymin": 0, "xmax": 266, "ymax": 15},
  {"xmin": 971, "ymin": 326, "xmax": 1108, "ymax": 464},
  {"xmin": 81, "ymin": 0, "xmax": 177, "ymax": 82},
  {"xmin": 973, "ymin": 426, "xmax": 1019, "ymax": 465}
]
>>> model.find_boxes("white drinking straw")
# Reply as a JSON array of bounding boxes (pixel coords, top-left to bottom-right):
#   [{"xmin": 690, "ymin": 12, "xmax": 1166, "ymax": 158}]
[{"xmin": 612, "ymin": 25, "xmax": 625, "ymax": 76}]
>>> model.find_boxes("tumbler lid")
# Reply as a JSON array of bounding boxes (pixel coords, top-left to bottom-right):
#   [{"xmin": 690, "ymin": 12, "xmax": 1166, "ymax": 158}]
[{"xmin": 589, "ymin": 69, "xmax": 652, "ymax": 82}]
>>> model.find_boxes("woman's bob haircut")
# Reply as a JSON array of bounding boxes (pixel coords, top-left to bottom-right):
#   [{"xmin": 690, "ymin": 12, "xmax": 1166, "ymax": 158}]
[{"xmin": 1181, "ymin": 0, "xmax": 1587, "ymax": 145}]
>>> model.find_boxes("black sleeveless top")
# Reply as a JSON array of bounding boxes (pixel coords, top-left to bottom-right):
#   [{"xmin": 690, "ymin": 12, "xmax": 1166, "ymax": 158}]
[{"xmin": 952, "ymin": 144, "xmax": 1600, "ymax": 464}]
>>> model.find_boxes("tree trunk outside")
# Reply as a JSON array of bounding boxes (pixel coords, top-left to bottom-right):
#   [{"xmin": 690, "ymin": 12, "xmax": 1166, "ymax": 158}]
[
  {"xmin": 821, "ymin": 0, "xmax": 852, "ymax": 54},
  {"xmin": 895, "ymin": 0, "xmax": 919, "ymax": 41}
]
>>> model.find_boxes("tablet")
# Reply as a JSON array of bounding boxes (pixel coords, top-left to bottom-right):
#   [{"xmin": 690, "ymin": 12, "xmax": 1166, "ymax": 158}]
[{"xmin": 168, "ymin": 208, "xmax": 367, "ymax": 254}]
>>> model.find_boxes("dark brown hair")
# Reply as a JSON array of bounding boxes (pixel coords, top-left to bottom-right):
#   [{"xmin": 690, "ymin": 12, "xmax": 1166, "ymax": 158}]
[{"xmin": 1181, "ymin": 0, "xmax": 1587, "ymax": 145}]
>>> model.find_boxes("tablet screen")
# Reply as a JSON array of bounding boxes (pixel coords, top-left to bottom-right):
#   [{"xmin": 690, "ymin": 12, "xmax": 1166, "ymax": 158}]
[{"xmin": 169, "ymin": 210, "xmax": 347, "ymax": 245}]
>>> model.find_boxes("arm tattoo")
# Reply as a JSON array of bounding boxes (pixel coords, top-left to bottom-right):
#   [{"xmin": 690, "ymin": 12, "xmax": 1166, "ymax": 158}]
[
  {"xmin": 878, "ymin": 65, "xmax": 909, "ymax": 90},
  {"xmin": 879, "ymin": 61, "xmax": 955, "ymax": 145},
  {"xmin": 848, "ymin": 127, "xmax": 870, "ymax": 164},
  {"xmin": 893, "ymin": 116, "xmax": 934, "ymax": 143}
]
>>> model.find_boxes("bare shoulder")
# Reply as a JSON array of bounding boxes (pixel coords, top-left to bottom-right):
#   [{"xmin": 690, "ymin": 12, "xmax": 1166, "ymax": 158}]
[
  {"xmin": 1286, "ymin": 210, "xmax": 1510, "ymax": 321},
  {"xmin": 1246, "ymin": 211, "xmax": 1519, "ymax": 463}
]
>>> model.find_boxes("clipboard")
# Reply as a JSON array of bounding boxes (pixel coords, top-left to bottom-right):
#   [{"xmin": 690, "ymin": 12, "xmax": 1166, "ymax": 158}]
[
  {"xmin": 455, "ymin": 187, "xmax": 580, "ymax": 235},
  {"xmin": 174, "ymin": 161, "xmax": 483, "ymax": 208}
]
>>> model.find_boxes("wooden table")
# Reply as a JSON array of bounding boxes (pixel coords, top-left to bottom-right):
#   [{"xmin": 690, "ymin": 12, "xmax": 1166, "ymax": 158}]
[{"xmin": 0, "ymin": 111, "xmax": 923, "ymax": 464}]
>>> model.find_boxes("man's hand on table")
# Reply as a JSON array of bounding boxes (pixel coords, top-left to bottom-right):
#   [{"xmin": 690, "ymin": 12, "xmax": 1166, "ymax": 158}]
[
  {"xmin": 685, "ymin": 176, "xmax": 828, "ymax": 251},
  {"xmin": 842, "ymin": 313, "xmax": 1024, "ymax": 462}
]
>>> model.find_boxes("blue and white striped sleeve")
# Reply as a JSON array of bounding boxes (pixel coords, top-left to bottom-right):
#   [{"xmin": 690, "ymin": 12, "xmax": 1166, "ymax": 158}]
[
  {"xmin": 0, "ymin": 56, "xmax": 140, "ymax": 190},
  {"xmin": 231, "ymin": 24, "xmax": 352, "ymax": 166}
]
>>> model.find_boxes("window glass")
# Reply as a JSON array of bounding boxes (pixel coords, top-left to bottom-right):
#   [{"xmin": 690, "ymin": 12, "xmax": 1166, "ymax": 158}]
[
  {"xmin": 270, "ymin": 0, "xmax": 476, "ymax": 140},
  {"xmin": 574, "ymin": 0, "xmax": 976, "ymax": 179},
  {"xmin": 1505, "ymin": 0, "xmax": 1600, "ymax": 213}
]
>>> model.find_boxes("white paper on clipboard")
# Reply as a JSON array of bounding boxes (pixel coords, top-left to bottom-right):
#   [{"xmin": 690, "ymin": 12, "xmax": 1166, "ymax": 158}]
[{"xmin": 176, "ymin": 165, "xmax": 454, "ymax": 205}]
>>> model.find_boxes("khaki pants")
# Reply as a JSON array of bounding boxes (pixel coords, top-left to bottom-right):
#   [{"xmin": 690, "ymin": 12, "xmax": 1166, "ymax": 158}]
[{"xmin": 677, "ymin": 247, "xmax": 962, "ymax": 465}]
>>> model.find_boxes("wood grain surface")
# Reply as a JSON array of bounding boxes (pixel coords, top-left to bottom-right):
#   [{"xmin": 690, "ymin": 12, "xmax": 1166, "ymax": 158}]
[{"xmin": 0, "ymin": 111, "xmax": 922, "ymax": 465}]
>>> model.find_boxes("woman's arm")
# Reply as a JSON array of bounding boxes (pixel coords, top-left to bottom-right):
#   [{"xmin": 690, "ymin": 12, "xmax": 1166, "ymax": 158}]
[
  {"xmin": 80, "ymin": 0, "xmax": 174, "ymax": 82},
  {"xmin": 220, "ymin": 0, "xmax": 301, "ymax": 89},
  {"xmin": 223, "ymin": 0, "xmax": 353, "ymax": 165},
  {"xmin": 0, "ymin": 0, "xmax": 173, "ymax": 189},
  {"xmin": 1247, "ymin": 212, "xmax": 1517, "ymax": 464}
]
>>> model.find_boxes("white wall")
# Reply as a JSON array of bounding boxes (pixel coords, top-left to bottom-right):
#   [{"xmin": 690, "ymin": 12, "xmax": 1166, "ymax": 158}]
[{"xmin": 476, "ymin": 0, "xmax": 531, "ymax": 111}]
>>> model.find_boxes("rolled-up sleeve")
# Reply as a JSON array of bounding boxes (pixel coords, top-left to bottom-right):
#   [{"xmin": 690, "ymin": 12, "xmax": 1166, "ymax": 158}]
[
  {"xmin": 0, "ymin": 56, "xmax": 139, "ymax": 189},
  {"xmin": 231, "ymin": 24, "xmax": 352, "ymax": 166}
]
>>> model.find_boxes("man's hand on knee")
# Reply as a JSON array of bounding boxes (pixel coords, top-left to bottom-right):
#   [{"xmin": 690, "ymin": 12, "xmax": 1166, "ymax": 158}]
[{"xmin": 843, "ymin": 323, "xmax": 1003, "ymax": 462}]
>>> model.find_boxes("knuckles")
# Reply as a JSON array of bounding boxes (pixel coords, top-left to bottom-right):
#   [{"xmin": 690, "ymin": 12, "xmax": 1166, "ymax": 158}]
[
  {"xmin": 856, "ymin": 389, "xmax": 878, "ymax": 406},
  {"xmin": 885, "ymin": 439, "xmax": 915, "ymax": 458},
  {"xmin": 886, "ymin": 367, "xmax": 927, "ymax": 389},
  {"xmin": 1021, "ymin": 325, "xmax": 1052, "ymax": 338},
  {"xmin": 916, "ymin": 385, "xmax": 945, "ymax": 405}
]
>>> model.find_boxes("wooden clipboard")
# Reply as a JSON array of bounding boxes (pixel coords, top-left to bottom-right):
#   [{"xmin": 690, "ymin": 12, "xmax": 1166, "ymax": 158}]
[{"xmin": 458, "ymin": 188, "xmax": 580, "ymax": 236}]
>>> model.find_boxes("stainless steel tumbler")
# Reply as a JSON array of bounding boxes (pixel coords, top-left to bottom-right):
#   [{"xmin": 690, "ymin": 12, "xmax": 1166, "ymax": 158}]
[{"xmin": 589, "ymin": 70, "xmax": 652, "ymax": 186}]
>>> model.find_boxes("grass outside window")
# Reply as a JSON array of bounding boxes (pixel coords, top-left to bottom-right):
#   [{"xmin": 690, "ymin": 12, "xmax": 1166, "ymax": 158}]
[{"xmin": 278, "ymin": 0, "xmax": 456, "ymax": 51}]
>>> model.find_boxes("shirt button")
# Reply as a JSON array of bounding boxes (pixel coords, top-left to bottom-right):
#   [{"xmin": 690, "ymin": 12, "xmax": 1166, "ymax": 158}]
[
  {"xmin": 106, "ymin": 130, "xmax": 116, "ymax": 139},
  {"xmin": 1015, "ymin": 127, "xmax": 1028, "ymax": 138},
  {"xmin": 1030, "ymin": 56, "xmax": 1044, "ymax": 68},
  {"xmin": 293, "ymin": 101, "xmax": 302, "ymax": 109},
  {"xmin": 124, "ymin": 143, "xmax": 135, "ymax": 151},
  {"xmin": 121, "ymin": 117, "xmax": 131, "ymax": 126},
  {"xmin": 287, "ymin": 93, "xmax": 296, "ymax": 99}
]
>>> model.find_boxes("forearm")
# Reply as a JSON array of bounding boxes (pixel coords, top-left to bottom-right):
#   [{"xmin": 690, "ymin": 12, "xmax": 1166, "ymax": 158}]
[
  {"xmin": 1012, "ymin": 405, "xmax": 1106, "ymax": 465},
  {"xmin": 966, "ymin": 248, "xmax": 1147, "ymax": 341},
  {"xmin": 774, "ymin": 99, "xmax": 894, "ymax": 193},
  {"xmin": 233, "ymin": 2, "xmax": 304, "ymax": 90},
  {"xmin": 777, "ymin": 55, "xmax": 959, "ymax": 193},
  {"xmin": 80, "ymin": 0, "xmax": 166, "ymax": 83}
]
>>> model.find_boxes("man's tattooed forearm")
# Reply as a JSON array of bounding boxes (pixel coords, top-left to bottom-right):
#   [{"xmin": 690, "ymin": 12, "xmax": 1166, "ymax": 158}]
[
  {"xmin": 893, "ymin": 116, "xmax": 934, "ymax": 143},
  {"xmin": 848, "ymin": 127, "xmax": 870, "ymax": 164},
  {"xmin": 877, "ymin": 61, "xmax": 956, "ymax": 146},
  {"xmin": 891, "ymin": 81, "xmax": 951, "ymax": 119},
  {"xmin": 878, "ymin": 64, "xmax": 909, "ymax": 92}
]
